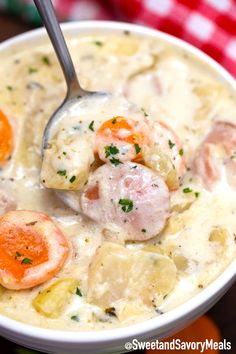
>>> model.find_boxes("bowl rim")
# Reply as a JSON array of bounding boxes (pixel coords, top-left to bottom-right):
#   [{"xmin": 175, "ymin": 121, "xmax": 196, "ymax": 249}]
[{"xmin": 0, "ymin": 20, "xmax": 235, "ymax": 344}]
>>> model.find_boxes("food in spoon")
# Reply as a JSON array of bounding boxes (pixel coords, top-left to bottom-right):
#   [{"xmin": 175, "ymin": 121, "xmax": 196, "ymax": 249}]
[{"xmin": 95, "ymin": 116, "xmax": 149, "ymax": 163}]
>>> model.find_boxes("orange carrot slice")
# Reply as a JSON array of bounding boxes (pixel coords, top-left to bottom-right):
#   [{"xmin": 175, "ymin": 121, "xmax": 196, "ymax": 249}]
[
  {"xmin": 0, "ymin": 110, "xmax": 13, "ymax": 165},
  {"xmin": 0, "ymin": 210, "xmax": 69, "ymax": 290},
  {"xmin": 96, "ymin": 116, "xmax": 148, "ymax": 163}
]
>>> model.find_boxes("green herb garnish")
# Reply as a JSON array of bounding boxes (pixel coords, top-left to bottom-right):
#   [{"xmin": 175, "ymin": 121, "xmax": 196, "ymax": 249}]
[
  {"xmin": 21, "ymin": 258, "xmax": 32, "ymax": 264},
  {"xmin": 110, "ymin": 157, "xmax": 122, "ymax": 166},
  {"xmin": 179, "ymin": 148, "xmax": 184, "ymax": 156},
  {"xmin": 93, "ymin": 41, "xmax": 103, "ymax": 47},
  {"xmin": 104, "ymin": 145, "xmax": 119, "ymax": 158},
  {"xmin": 62, "ymin": 151, "xmax": 67, "ymax": 155},
  {"xmin": 71, "ymin": 315, "xmax": 80, "ymax": 322},
  {"xmin": 168, "ymin": 140, "xmax": 175, "ymax": 149},
  {"xmin": 141, "ymin": 108, "xmax": 148, "ymax": 117},
  {"xmin": 119, "ymin": 198, "xmax": 134, "ymax": 213},
  {"xmin": 6, "ymin": 85, "xmax": 13, "ymax": 91},
  {"xmin": 195, "ymin": 191, "xmax": 200, "ymax": 198},
  {"xmin": 69, "ymin": 176, "xmax": 76, "ymax": 183},
  {"xmin": 28, "ymin": 67, "xmax": 38, "ymax": 74},
  {"xmin": 76, "ymin": 287, "xmax": 82, "ymax": 297},
  {"xmin": 112, "ymin": 118, "xmax": 117, "ymax": 124},
  {"xmin": 183, "ymin": 187, "xmax": 192, "ymax": 193},
  {"xmin": 42, "ymin": 55, "xmax": 51, "ymax": 66},
  {"xmin": 57, "ymin": 170, "xmax": 67, "ymax": 176},
  {"xmin": 134, "ymin": 143, "xmax": 141, "ymax": 154},
  {"xmin": 141, "ymin": 229, "xmax": 146, "ymax": 233},
  {"xmin": 88, "ymin": 120, "xmax": 95, "ymax": 132}
]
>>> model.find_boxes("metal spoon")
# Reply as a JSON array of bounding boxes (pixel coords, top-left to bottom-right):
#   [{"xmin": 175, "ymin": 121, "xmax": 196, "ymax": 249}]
[
  {"xmin": 34, "ymin": 0, "xmax": 108, "ymax": 211},
  {"xmin": 34, "ymin": 0, "xmax": 107, "ymax": 153}
]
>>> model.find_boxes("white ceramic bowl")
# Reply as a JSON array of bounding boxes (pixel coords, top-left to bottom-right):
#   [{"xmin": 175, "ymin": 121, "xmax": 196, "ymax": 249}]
[{"xmin": 0, "ymin": 21, "xmax": 235, "ymax": 354}]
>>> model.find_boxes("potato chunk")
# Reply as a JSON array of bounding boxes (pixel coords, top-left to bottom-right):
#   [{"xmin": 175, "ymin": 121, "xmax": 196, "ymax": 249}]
[
  {"xmin": 41, "ymin": 135, "xmax": 94, "ymax": 191},
  {"xmin": 87, "ymin": 243, "xmax": 176, "ymax": 311},
  {"xmin": 144, "ymin": 146, "xmax": 179, "ymax": 190},
  {"xmin": 209, "ymin": 227, "xmax": 229, "ymax": 247},
  {"xmin": 33, "ymin": 278, "xmax": 78, "ymax": 318}
]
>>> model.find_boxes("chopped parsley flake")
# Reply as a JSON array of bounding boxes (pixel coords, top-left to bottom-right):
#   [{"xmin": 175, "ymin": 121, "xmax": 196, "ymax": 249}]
[
  {"xmin": 93, "ymin": 40, "xmax": 103, "ymax": 47},
  {"xmin": 42, "ymin": 55, "xmax": 51, "ymax": 66},
  {"xmin": 134, "ymin": 143, "xmax": 141, "ymax": 154},
  {"xmin": 104, "ymin": 145, "xmax": 119, "ymax": 158},
  {"xmin": 62, "ymin": 151, "xmax": 67, "ymax": 155},
  {"xmin": 15, "ymin": 251, "xmax": 22, "ymax": 258},
  {"xmin": 141, "ymin": 108, "xmax": 148, "ymax": 117},
  {"xmin": 168, "ymin": 140, "xmax": 175, "ymax": 149},
  {"xmin": 28, "ymin": 67, "xmax": 38, "ymax": 74},
  {"xmin": 195, "ymin": 191, "xmax": 200, "ymax": 198},
  {"xmin": 88, "ymin": 120, "xmax": 95, "ymax": 132},
  {"xmin": 112, "ymin": 118, "xmax": 117, "ymax": 124},
  {"xmin": 57, "ymin": 170, "xmax": 67, "ymax": 176},
  {"xmin": 69, "ymin": 176, "xmax": 76, "ymax": 183},
  {"xmin": 70, "ymin": 315, "xmax": 80, "ymax": 322},
  {"xmin": 183, "ymin": 187, "xmax": 193, "ymax": 193},
  {"xmin": 21, "ymin": 258, "xmax": 32, "ymax": 265},
  {"xmin": 141, "ymin": 229, "xmax": 146, "ymax": 233},
  {"xmin": 119, "ymin": 198, "xmax": 134, "ymax": 213},
  {"xmin": 76, "ymin": 287, "xmax": 82, "ymax": 297},
  {"xmin": 6, "ymin": 85, "xmax": 13, "ymax": 91},
  {"xmin": 179, "ymin": 148, "xmax": 184, "ymax": 156},
  {"xmin": 110, "ymin": 157, "xmax": 122, "ymax": 166}
]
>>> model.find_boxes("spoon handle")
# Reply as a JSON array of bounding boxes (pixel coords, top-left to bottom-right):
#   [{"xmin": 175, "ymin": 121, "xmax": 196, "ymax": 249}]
[{"xmin": 34, "ymin": 0, "xmax": 85, "ymax": 98}]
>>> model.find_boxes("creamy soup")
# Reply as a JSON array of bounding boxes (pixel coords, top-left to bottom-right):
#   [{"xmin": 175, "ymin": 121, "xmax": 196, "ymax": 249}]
[{"xmin": 0, "ymin": 31, "xmax": 236, "ymax": 331}]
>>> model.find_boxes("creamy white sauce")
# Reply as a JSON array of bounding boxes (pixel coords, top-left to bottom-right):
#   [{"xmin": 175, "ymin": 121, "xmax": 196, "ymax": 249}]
[{"xmin": 0, "ymin": 33, "xmax": 235, "ymax": 330}]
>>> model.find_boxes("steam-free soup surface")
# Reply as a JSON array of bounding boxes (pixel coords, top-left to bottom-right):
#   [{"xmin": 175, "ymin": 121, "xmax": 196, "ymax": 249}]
[{"xmin": 0, "ymin": 32, "xmax": 235, "ymax": 330}]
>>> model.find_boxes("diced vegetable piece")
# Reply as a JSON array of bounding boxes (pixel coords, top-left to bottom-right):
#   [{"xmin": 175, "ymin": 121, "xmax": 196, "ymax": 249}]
[
  {"xmin": 41, "ymin": 135, "xmax": 94, "ymax": 191},
  {"xmin": 95, "ymin": 116, "xmax": 148, "ymax": 164},
  {"xmin": 164, "ymin": 214, "xmax": 185, "ymax": 235},
  {"xmin": 171, "ymin": 198, "xmax": 195, "ymax": 213},
  {"xmin": 87, "ymin": 243, "xmax": 176, "ymax": 311},
  {"xmin": 209, "ymin": 227, "xmax": 228, "ymax": 246},
  {"xmin": 172, "ymin": 254, "xmax": 189, "ymax": 271},
  {"xmin": 144, "ymin": 146, "xmax": 179, "ymax": 190},
  {"xmin": 33, "ymin": 278, "xmax": 78, "ymax": 318}
]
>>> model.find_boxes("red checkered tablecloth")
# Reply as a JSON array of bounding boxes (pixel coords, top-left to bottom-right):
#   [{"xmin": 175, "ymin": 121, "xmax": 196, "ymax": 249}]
[{"xmin": 2, "ymin": 0, "xmax": 236, "ymax": 77}]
